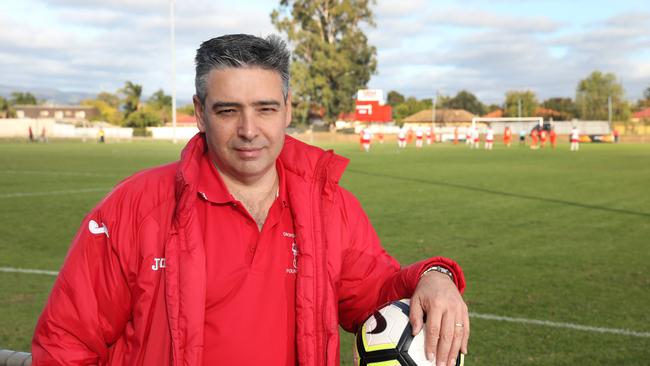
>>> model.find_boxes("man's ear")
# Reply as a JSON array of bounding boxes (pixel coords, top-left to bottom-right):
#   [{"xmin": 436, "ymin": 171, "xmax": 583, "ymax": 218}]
[
  {"xmin": 285, "ymin": 92, "xmax": 292, "ymax": 128},
  {"xmin": 193, "ymin": 95, "xmax": 206, "ymax": 132}
]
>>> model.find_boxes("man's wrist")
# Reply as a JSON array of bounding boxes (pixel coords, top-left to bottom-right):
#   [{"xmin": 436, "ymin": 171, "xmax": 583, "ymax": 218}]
[{"xmin": 420, "ymin": 265, "xmax": 454, "ymax": 282}]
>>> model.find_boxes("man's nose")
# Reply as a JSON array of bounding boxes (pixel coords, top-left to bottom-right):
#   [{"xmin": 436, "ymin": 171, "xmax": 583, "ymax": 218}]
[{"xmin": 237, "ymin": 110, "xmax": 257, "ymax": 141}]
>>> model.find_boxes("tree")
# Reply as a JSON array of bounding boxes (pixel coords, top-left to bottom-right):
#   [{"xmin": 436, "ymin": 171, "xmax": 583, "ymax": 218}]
[
  {"xmin": 504, "ymin": 91, "xmax": 538, "ymax": 117},
  {"xmin": 635, "ymin": 86, "xmax": 650, "ymax": 110},
  {"xmin": 177, "ymin": 104, "xmax": 195, "ymax": 116},
  {"xmin": 146, "ymin": 89, "xmax": 172, "ymax": 124},
  {"xmin": 541, "ymin": 97, "xmax": 577, "ymax": 120},
  {"xmin": 446, "ymin": 90, "xmax": 485, "ymax": 115},
  {"xmin": 386, "ymin": 90, "xmax": 405, "ymax": 107},
  {"xmin": 10, "ymin": 91, "xmax": 37, "ymax": 105},
  {"xmin": 80, "ymin": 91, "xmax": 123, "ymax": 125},
  {"xmin": 393, "ymin": 96, "xmax": 432, "ymax": 122},
  {"xmin": 0, "ymin": 96, "xmax": 14, "ymax": 118},
  {"xmin": 148, "ymin": 89, "xmax": 172, "ymax": 110},
  {"xmin": 97, "ymin": 92, "xmax": 121, "ymax": 109},
  {"xmin": 272, "ymin": 0, "xmax": 377, "ymax": 125},
  {"xmin": 120, "ymin": 81, "xmax": 143, "ymax": 117},
  {"xmin": 486, "ymin": 104, "xmax": 501, "ymax": 113},
  {"xmin": 81, "ymin": 98, "xmax": 123, "ymax": 125},
  {"xmin": 575, "ymin": 71, "xmax": 630, "ymax": 121},
  {"xmin": 123, "ymin": 109, "xmax": 162, "ymax": 129}
]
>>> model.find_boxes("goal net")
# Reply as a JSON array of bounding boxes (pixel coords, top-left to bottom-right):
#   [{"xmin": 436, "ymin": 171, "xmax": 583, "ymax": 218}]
[{"xmin": 471, "ymin": 117, "xmax": 543, "ymax": 134}]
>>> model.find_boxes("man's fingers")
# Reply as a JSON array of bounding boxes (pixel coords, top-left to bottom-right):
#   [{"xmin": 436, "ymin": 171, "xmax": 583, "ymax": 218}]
[
  {"xmin": 462, "ymin": 308, "xmax": 470, "ymax": 355},
  {"xmin": 434, "ymin": 310, "xmax": 454, "ymax": 366},
  {"xmin": 447, "ymin": 312, "xmax": 464, "ymax": 366},
  {"xmin": 422, "ymin": 306, "xmax": 442, "ymax": 362},
  {"xmin": 409, "ymin": 297, "xmax": 424, "ymax": 336}
]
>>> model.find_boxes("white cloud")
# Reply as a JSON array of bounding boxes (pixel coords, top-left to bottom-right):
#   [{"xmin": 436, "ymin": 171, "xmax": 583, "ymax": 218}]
[{"xmin": 1, "ymin": 0, "xmax": 649, "ymax": 105}]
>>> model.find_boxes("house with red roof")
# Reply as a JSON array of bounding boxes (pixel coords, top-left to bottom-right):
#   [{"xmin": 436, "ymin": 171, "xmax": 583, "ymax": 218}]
[{"xmin": 632, "ymin": 107, "xmax": 650, "ymax": 121}]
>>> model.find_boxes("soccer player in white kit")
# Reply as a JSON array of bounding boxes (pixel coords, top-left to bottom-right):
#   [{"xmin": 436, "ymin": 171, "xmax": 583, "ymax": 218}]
[
  {"xmin": 471, "ymin": 126, "xmax": 480, "ymax": 149},
  {"xmin": 361, "ymin": 128, "xmax": 373, "ymax": 152},
  {"xmin": 484, "ymin": 125, "xmax": 494, "ymax": 150},
  {"xmin": 415, "ymin": 128, "xmax": 424, "ymax": 148},
  {"xmin": 397, "ymin": 129, "xmax": 407, "ymax": 149},
  {"xmin": 570, "ymin": 126, "xmax": 580, "ymax": 151}
]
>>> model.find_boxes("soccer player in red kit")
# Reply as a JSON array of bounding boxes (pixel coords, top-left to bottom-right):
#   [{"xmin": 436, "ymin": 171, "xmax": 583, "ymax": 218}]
[
  {"xmin": 530, "ymin": 128, "xmax": 539, "ymax": 149},
  {"xmin": 539, "ymin": 128, "xmax": 547, "ymax": 148},
  {"xmin": 549, "ymin": 128, "xmax": 557, "ymax": 149},
  {"xmin": 503, "ymin": 126, "xmax": 512, "ymax": 148}
]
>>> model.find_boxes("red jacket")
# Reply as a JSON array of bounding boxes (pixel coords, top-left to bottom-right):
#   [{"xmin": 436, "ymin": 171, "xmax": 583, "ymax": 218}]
[{"xmin": 32, "ymin": 133, "xmax": 465, "ymax": 365}]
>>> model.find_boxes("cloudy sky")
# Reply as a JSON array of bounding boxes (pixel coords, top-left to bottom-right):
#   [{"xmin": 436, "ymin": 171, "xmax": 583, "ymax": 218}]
[{"xmin": 1, "ymin": 0, "xmax": 649, "ymax": 105}]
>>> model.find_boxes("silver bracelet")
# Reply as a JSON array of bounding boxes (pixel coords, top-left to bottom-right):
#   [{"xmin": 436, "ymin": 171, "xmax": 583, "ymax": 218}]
[{"xmin": 420, "ymin": 265, "xmax": 454, "ymax": 281}]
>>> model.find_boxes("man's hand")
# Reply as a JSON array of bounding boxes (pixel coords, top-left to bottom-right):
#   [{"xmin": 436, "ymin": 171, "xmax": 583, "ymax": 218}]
[{"xmin": 409, "ymin": 270, "xmax": 469, "ymax": 366}]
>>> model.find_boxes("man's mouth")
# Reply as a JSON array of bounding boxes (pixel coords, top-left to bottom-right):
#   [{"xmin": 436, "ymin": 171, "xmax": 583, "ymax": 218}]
[{"xmin": 234, "ymin": 146, "xmax": 263, "ymax": 159}]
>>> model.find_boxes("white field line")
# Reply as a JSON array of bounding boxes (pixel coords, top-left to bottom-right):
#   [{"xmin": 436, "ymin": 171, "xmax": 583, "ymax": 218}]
[
  {"xmin": 0, "ymin": 187, "xmax": 110, "ymax": 198},
  {"xmin": 0, "ymin": 266, "xmax": 58, "ymax": 276},
  {"xmin": 4, "ymin": 170, "xmax": 120, "ymax": 178},
  {"xmin": 1, "ymin": 264, "xmax": 649, "ymax": 339},
  {"xmin": 470, "ymin": 312, "xmax": 650, "ymax": 338}
]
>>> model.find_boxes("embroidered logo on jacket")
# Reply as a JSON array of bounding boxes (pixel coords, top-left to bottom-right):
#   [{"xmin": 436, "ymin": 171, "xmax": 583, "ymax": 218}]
[{"xmin": 88, "ymin": 220, "xmax": 109, "ymax": 237}]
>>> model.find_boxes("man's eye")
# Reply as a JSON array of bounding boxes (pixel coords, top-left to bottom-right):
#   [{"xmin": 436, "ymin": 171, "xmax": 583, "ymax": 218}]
[
  {"xmin": 217, "ymin": 109, "xmax": 236, "ymax": 115},
  {"xmin": 260, "ymin": 107, "xmax": 278, "ymax": 113}
]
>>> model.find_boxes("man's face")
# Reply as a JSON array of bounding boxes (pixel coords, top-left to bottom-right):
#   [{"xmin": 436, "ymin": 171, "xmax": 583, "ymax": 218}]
[{"xmin": 194, "ymin": 67, "xmax": 291, "ymax": 184}]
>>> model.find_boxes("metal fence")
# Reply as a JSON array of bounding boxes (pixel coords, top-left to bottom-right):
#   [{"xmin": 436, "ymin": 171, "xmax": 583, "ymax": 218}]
[{"xmin": 0, "ymin": 350, "xmax": 31, "ymax": 366}]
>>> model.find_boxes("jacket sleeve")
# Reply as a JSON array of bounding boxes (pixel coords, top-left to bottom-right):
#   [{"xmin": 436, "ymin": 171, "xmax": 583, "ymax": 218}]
[
  {"xmin": 32, "ymin": 197, "xmax": 133, "ymax": 365},
  {"xmin": 336, "ymin": 188, "xmax": 465, "ymax": 333}
]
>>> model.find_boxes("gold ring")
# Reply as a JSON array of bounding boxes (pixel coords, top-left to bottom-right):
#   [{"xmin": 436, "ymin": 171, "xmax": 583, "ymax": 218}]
[{"xmin": 455, "ymin": 323, "xmax": 464, "ymax": 327}]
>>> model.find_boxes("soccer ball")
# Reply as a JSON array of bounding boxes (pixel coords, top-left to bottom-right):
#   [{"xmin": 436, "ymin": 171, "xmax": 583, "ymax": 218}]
[{"xmin": 353, "ymin": 299, "xmax": 464, "ymax": 366}]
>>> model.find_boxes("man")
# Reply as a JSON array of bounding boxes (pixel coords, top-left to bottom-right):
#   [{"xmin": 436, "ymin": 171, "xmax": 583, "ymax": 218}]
[
  {"xmin": 397, "ymin": 128, "xmax": 407, "ymax": 149},
  {"xmin": 98, "ymin": 127, "xmax": 106, "ymax": 143},
  {"xmin": 361, "ymin": 127, "xmax": 372, "ymax": 152},
  {"xmin": 549, "ymin": 127, "xmax": 557, "ymax": 149},
  {"xmin": 519, "ymin": 128, "xmax": 526, "ymax": 147},
  {"xmin": 503, "ymin": 126, "xmax": 512, "ymax": 148},
  {"xmin": 32, "ymin": 34, "xmax": 468, "ymax": 366},
  {"xmin": 530, "ymin": 127, "xmax": 539, "ymax": 150},
  {"xmin": 484, "ymin": 125, "xmax": 494, "ymax": 150},
  {"xmin": 570, "ymin": 125, "xmax": 580, "ymax": 151},
  {"xmin": 471, "ymin": 126, "xmax": 480, "ymax": 149},
  {"xmin": 539, "ymin": 128, "xmax": 547, "ymax": 149},
  {"xmin": 415, "ymin": 128, "xmax": 424, "ymax": 148}
]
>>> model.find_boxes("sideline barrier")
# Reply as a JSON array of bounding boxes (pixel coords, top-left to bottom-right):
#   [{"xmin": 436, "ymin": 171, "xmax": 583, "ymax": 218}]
[{"xmin": 0, "ymin": 349, "xmax": 31, "ymax": 366}]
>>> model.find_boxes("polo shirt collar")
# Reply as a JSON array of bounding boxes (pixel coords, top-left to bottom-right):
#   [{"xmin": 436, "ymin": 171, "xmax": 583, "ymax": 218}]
[
  {"xmin": 197, "ymin": 152, "xmax": 233, "ymax": 204},
  {"xmin": 197, "ymin": 152, "xmax": 288, "ymax": 208}
]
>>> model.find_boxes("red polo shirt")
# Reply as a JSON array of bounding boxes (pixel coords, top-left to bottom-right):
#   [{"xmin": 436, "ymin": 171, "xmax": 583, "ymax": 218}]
[{"xmin": 197, "ymin": 152, "xmax": 297, "ymax": 366}]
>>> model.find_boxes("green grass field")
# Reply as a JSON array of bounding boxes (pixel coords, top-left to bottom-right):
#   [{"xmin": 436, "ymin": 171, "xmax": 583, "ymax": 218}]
[{"xmin": 1, "ymin": 138, "xmax": 649, "ymax": 365}]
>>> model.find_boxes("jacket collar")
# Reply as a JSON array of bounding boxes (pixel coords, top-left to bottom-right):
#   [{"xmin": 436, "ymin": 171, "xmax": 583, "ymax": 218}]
[{"xmin": 176, "ymin": 133, "xmax": 349, "ymax": 201}]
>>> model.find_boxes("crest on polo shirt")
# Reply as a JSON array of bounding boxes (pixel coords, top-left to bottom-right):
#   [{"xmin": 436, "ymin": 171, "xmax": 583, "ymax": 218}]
[{"xmin": 283, "ymin": 232, "xmax": 298, "ymax": 274}]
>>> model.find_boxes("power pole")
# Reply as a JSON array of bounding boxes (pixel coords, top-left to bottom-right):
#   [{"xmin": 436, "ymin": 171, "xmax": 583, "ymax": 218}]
[
  {"xmin": 608, "ymin": 95, "xmax": 612, "ymax": 128},
  {"xmin": 170, "ymin": 0, "xmax": 177, "ymax": 144}
]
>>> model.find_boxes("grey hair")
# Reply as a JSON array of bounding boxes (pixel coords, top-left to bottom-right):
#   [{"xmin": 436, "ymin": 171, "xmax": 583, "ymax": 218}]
[{"xmin": 194, "ymin": 34, "xmax": 291, "ymax": 105}]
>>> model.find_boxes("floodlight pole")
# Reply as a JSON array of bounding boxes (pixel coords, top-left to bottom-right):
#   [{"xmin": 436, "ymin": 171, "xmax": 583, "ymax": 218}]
[
  {"xmin": 431, "ymin": 90, "xmax": 438, "ymax": 134},
  {"xmin": 608, "ymin": 95, "xmax": 612, "ymax": 129},
  {"xmin": 170, "ymin": 0, "xmax": 177, "ymax": 144}
]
